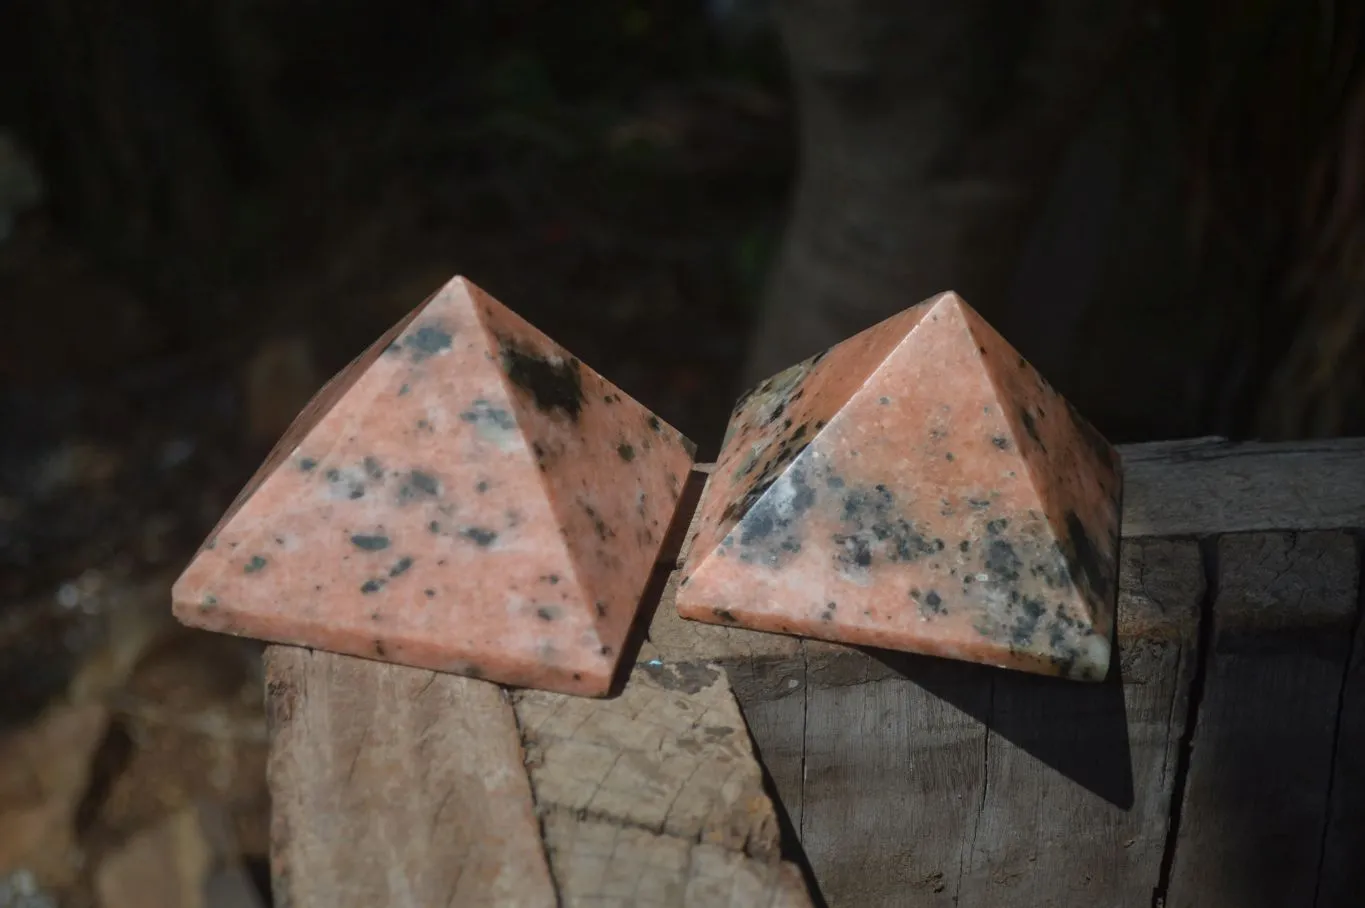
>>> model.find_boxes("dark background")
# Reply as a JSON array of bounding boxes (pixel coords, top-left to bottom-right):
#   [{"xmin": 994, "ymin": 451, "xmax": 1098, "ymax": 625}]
[{"xmin": 0, "ymin": 1, "xmax": 1361, "ymax": 904}]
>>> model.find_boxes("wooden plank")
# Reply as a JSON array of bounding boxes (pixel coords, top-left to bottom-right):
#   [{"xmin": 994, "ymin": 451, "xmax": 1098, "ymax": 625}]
[
  {"xmin": 267, "ymin": 647, "xmax": 814, "ymax": 908},
  {"xmin": 1317, "ymin": 538, "xmax": 1365, "ymax": 906},
  {"xmin": 264, "ymin": 439, "xmax": 1365, "ymax": 907},
  {"xmin": 513, "ymin": 662, "xmax": 814, "ymax": 906},
  {"xmin": 956, "ymin": 537, "xmax": 1202, "ymax": 908},
  {"xmin": 1118, "ymin": 437, "xmax": 1365, "ymax": 537},
  {"xmin": 264, "ymin": 647, "xmax": 557, "ymax": 908},
  {"xmin": 775, "ymin": 537, "xmax": 1202, "ymax": 907},
  {"xmin": 799, "ymin": 647, "xmax": 988, "ymax": 907},
  {"xmin": 1165, "ymin": 531, "xmax": 1360, "ymax": 908}
]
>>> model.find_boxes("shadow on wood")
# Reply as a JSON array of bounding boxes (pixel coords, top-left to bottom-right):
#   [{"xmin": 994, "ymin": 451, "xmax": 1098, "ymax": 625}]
[{"xmin": 866, "ymin": 639, "xmax": 1135, "ymax": 809}]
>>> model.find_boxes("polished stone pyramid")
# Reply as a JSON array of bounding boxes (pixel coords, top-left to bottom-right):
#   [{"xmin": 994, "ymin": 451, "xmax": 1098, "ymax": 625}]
[
  {"xmin": 675, "ymin": 292, "xmax": 1122, "ymax": 681},
  {"xmin": 173, "ymin": 276, "xmax": 695, "ymax": 696}
]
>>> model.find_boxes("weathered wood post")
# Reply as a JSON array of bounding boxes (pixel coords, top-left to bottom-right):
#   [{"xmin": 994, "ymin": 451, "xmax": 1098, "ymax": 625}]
[{"xmin": 264, "ymin": 436, "xmax": 1365, "ymax": 907}]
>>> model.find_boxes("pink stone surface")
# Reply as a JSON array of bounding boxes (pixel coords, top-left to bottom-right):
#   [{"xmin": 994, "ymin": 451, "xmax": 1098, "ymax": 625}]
[
  {"xmin": 172, "ymin": 276, "xmax": 695, "ymax": 696},
  {"xmin": 676, "ymin": 292, "xmax": 1123, "ymax": 681}
]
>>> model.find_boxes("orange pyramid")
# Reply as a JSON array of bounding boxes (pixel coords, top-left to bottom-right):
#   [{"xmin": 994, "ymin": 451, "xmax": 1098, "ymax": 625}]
[
  {"xmin": 173, "ymin": 276, "xmax": 695, "ymax": 696},
  {"xmin": 676, "ymin": 292, "xmax": 1122, "ymax": 681}
]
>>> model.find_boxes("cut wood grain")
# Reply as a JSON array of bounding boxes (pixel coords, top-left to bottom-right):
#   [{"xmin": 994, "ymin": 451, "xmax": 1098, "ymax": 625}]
[
  {"xmin": 264, "ymin": 647, "xmax": 557, "ymax": 908},
  {"xmin": 1317, "ymin": 538, "xmax": 1365, "ymax": 907},
  {"xmin": 649, "ymin": 572, "xmax": 808, "ymax": 833},
  {"xmin": 515, "ymin": 662, "xmax": 812, "ymax": 907},
  {"xmin": 266, "ymin": 648, "xmax": 813, "ymax": 908},
  {"xmin": 1164, "ymin": 531, "xmax": 1360, "ymax": 908},
  {"xmin": 541, "ymin": 814, "xmax": 812, "ymax": 908},
  {"xmin": 513, "ymin": 661, "xmax": 781, "ymax": 860}
]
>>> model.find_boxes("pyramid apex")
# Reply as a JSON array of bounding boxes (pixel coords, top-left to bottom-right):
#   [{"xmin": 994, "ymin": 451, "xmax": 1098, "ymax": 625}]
[{"xmin": 173, "ymin": 279, "xmax": 694, "ymax": 697}]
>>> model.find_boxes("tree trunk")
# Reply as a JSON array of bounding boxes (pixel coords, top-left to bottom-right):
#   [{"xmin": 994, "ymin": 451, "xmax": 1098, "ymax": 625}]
[{"xmin": 744, "ymin": 0, "xmax": 1140, "ymax": 389}]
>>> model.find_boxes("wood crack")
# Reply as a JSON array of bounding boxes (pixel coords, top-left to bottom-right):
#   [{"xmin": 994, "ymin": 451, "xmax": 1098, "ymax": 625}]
[
  {"xmin": 1311, "ymin": 531, "xmax": 1365, "ymax": 908},
  {"xmin": 1151, "ymin": 535, "xmax": 1218, "ymax": 906}
]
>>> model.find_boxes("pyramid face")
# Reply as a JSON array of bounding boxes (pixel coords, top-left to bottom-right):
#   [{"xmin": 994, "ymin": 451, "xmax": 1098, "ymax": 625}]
[
  {"xmin": 172, "ymin": 277, "xmax": 695, "ymax": 696},
  {"xmin": 676, "ymin": 293, "xmax": 1122, "ymax": 682}
]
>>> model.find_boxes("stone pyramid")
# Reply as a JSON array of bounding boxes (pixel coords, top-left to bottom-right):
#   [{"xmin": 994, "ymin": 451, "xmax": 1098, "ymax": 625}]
[
  {"xmin": 173, "ymin": 276, "xmax": 695, "ymax": 696},
  {"xmin": 676, "ymin": 292, "xmax": 1122, "ymax": 681}
]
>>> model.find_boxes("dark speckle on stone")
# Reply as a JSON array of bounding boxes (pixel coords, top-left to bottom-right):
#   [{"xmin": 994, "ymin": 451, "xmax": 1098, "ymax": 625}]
[
  {"xmin": 714, "ymin": 608, "xmax": 738, "ymax": 623},
  {"xmin": 406, "ymin": 323, "xmax": 454, "ymax": 361},
  {"xmin": 647, "ymin": 415, "xmax": 662, "ymax": 432},
  {"xmin": 460, "ymin": 399, "xmax": 517, "ymax": 431},
  {"xmin": 923, "ymin": 590, "xmax": 945, "ymax": 614},
  {"xmin": 424, "ymin": 588, "xmax": 436, "ymax": 598},
  {"xmin": 879, "ymin": 396, "xmax": 890, "ymax": 405},
  {"xmin": 992, "ymin": 436, "xmax": 1009, "ymax": 450},
  {"xmin": 363, "ymin": 456, "xmax": 384, "ymax": 479},
  {"xmin": 985, "ymin": 538, "xmax": 1021, "ymax": 583},
  {"xmin": 1013, "ymin": 596, "xmax": 1047, "ymax": 645},
  {"xmin": 244, "ymin": 555, "xmax": 267, "ymax": 574},
  {"xmin": 201, "ymin": 594, "xmax": 218, "ymax": 608},
  {"xmin": 428, "ymin": 521, "xmax": 441, "ymax": 533},
  {"xmin": 398, "ymin": 383, "xmax": 409, "ymax": 396},
  {"xmin": 1064, "ymin": 510, "xmax": 1114, "ymax": 605},
  {"xmin": 536, "ymin": 605, "xmax": 561, "ymax": 621},
  {"xmin": 361, "ymin": 578, "xmax": 385, "ymax": 594},
  {"xmin": 543, "ymin": 574, "xmax": 560, "ymax": 585},
  {"xmin": 583, "ymin": 503, "xmax": 612, "ymax": 540},
  {"xmin": 986, "ymin": 518, "xmax": 1009, "ymax": 535},
  {"xmin": 398, "ymin": 470, "xmax": 441, "ymax": 502},
  {"xmin": 821, "ymin": 601, "xmax": 837, "ymax": 621},
  {"xmin": 374, "ymin": 640, "xmax": 387, "ymax": 657},
  {"xmin": 351, "ymin": 534, "xmax": 390, "ymax": 551},
  {"xmin": 617, "ymin": 442, "xmax": 635, "ymax": 462},
  {"xmin": 475, "ymin": 480, "xmax": 489, "ymax": 494},
  {"xmin": 298, "ymin": 457, "xmax": 318, "ymax": 472},
  {"xmin": 325, "ymin": 468, "xmax": 340, "ymax": 482},
  {"xmin": 959, "ymin": 539, "xmax": 971, "ymax": 553},
  {"xmin": 461, "ymin": 527, "xmax": 498, "ymax": 547},
  {"xmin": 831, "ymin": 478, "xmax": 938, "ymax": 572},
  {"xmin": 968, "ymin": 498, "xmax": 991, "ymax": 510},
  {"xmin": 389, "ymin": 557, "xmax": 413, "ymax": 577},
  {"xmin": 596, "ymin": 601, "xmax": 608, "ymax": 617},
  {"xmin": 1019, "ymin": 407, "xmax": 1045, "ymax": 450},
  {"xmin": 500, "ymin": 342, "xmax": 584, "ymax": 419}
]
